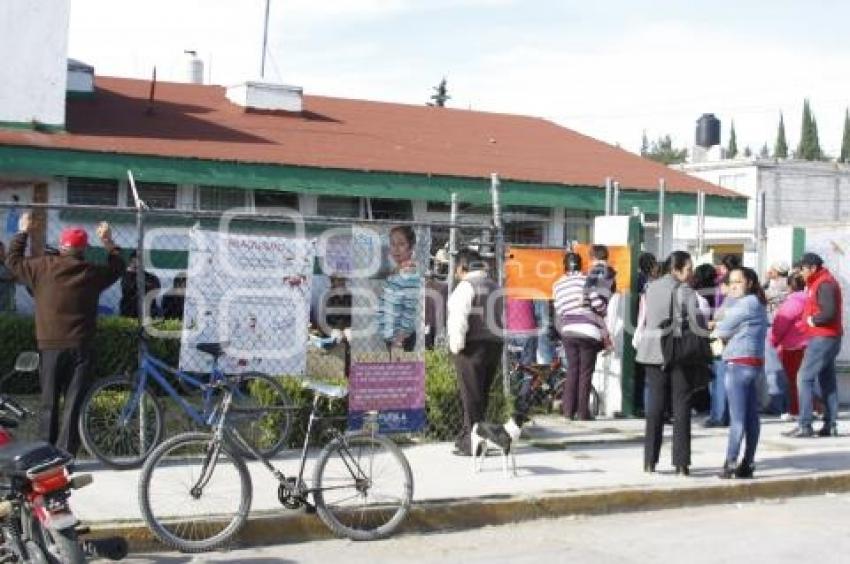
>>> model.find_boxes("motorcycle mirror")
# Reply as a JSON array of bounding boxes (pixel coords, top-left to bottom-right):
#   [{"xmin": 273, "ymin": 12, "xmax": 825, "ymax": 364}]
[{"xmin": 14, "ymin": 352, "xmax": 39, "ymax": 373}]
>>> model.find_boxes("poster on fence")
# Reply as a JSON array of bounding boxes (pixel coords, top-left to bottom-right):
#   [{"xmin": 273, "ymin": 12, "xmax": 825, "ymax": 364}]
[
  {"xmin": 347, "ymin": 224, "xmax": 430, "ymax": 432},
  {"xmin": 179, "ymin": 228, "xmax": 315, "ymax": 375}
]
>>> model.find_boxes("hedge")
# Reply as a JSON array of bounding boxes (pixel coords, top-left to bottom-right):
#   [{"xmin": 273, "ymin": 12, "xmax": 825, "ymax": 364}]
[{"xmin": 0, "ymin": 314, "xmax": 510, "ymax": 442}]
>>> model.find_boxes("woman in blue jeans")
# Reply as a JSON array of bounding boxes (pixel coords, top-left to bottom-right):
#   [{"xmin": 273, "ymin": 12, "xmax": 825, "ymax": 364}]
[{"xmin": 712, "ymin": 267, "xmax": 768, "ymax": 479}]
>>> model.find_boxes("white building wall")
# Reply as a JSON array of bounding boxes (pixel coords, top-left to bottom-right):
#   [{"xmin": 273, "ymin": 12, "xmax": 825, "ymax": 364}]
[{"xmin": 0, "ymin": 0, "xmax": 71, "ymax": 127}]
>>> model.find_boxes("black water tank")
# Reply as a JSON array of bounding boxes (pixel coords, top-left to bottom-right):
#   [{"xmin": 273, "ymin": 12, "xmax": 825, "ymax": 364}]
[{"xmin": 695, "ymin": 113, "xmax": 721, "ymax": 148}]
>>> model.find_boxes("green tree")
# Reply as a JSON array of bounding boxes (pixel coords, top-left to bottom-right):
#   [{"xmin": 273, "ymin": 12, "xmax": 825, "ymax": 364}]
[
  {"xmin": 774, "ymin": 113, "xmax": 788, "ymax": 158},
  {"xmin": 640, "ymin": 130, "xmax": 650, "ymax": 157},
  {"xmin": 841, "ymin": 109, "xmax": 850, "ymax": 163},
  {"xmin": 759, "ymin": 143, "xmax": 770, "ymax": 159},
  {"xmin": 727, "ymin": 121, "xmax": 738, "ymax": 158},
  {"xmin": 645, "ymin": 134, "xmax": 687, "ymax": 165},
  {"xmin": 797, "ymin": 99, "xmax": 823, "ymax": 160},
  {"xmin": 428, "ymin": 78, "xmax": 450, "ymax": 107},
  {"xmin": 743, "ymin": 146, "xmax": 752, "ymax": 158}
]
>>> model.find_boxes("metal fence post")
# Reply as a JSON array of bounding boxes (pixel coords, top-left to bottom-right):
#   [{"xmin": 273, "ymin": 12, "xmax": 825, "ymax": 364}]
[
  {"xmin": 447, "ymin": 193, "xmax": 458, "ymax": 292},
  {"xmin": 127, "ymin": 170, "xmax": 148, "ymax": 447},
  {"xmin": 613, "ymin": 181, "xmax": 621, "ymax": 216},
  {"xmin": 658, "ymin": 178, "xmax": 666, "ymax": 256},
  {"xmin": 490, "ymin": 174, "xmax": 509, "ymax": 399}
]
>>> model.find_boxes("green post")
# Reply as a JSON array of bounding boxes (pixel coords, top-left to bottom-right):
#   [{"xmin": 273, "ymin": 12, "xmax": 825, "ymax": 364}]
[
  {"xmin": 619, "ymin": 214, "xmax": 643, "ymax": 417},
  {"xmin": 792, "ymin": 227, "xmax": 806, "ymax": 263}
]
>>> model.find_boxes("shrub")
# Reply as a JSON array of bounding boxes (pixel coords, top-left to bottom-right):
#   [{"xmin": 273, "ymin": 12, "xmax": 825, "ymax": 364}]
[{"xmin": 0, "ymin": 314, "xmax": 510, "ymax": 444}]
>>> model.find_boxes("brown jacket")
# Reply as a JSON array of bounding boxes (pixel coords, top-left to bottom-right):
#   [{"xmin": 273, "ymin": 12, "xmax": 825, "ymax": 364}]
[{"xmin": 6, "ymin": 232, "xmax": 124, "ymax": 349}]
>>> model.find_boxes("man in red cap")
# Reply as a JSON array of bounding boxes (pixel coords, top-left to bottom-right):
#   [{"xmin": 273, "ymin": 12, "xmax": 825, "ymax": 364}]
[{"xmin": 6, "ymin": 213, "xmax": 124, "ymax": 456}]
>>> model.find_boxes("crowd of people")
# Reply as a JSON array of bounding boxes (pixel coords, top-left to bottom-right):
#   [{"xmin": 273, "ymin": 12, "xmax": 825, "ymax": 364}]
[
  {"xmin": 445, "ymin": 236, "xmax": 844, "ymax": 479},
  {"xmin": 632, "ymin": 249, "xmax": 843, "ymax": 478},
  {"xmin": 0, "ymin": 211, "xmax": 843, "ymax": 478}
]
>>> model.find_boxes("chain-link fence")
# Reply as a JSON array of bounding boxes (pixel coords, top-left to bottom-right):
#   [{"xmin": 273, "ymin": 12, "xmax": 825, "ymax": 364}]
[{"xmin": 0, "ymin": 200, "xmax": 511, "ymax": 449}]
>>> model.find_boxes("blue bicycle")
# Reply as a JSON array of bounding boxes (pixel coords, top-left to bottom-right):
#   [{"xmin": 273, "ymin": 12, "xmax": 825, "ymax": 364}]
[{"xmin": 77, "ymin": 338, "xmax": 293, "ymax": 470}]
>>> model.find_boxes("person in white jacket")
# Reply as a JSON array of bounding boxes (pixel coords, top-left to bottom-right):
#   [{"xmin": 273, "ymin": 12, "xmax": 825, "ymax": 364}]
[{"xmin": 447, "ymin": 250, "xmax": 503, "ymax": 456}]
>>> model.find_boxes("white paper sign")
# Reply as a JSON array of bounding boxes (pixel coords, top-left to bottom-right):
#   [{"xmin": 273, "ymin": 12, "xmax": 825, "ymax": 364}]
[{"xmin": 179, "ymin": 228, "xmax": 315, "ymax": 375}]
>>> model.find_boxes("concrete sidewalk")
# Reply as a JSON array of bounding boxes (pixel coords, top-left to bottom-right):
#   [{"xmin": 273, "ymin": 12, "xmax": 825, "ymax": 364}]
[{"xmin": 75, "ymin": 414, "xmax": 850, "ymax": 551}]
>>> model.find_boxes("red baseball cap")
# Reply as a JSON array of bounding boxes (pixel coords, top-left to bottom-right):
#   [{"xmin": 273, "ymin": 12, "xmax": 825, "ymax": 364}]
[{"xmin": 59, "ymin": 227, "xmax": 88, "ymax": 249}]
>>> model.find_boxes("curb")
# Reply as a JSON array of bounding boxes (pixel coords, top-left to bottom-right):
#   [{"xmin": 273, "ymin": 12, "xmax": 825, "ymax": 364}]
[{"xmin": 85, "ymin": 470, "xmax": 850, "ymax": 553}]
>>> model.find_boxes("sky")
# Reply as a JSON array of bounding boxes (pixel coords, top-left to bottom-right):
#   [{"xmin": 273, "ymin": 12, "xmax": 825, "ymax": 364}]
[{"xmin": 67, "ymin": 0, "xmax": 850, "ymax": 157}]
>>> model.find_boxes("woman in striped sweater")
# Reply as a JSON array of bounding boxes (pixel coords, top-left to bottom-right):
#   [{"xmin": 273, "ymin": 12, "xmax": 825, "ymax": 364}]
[{"xmin": 553, "ymin": 252, "xmax": 608, "ymax": 420}]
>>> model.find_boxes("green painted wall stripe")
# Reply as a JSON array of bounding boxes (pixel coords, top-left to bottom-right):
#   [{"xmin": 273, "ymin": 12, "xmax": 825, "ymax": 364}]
[
  {"xmin": 0, "ymin": 144, "xmax": 746, "ymax": 217},
  {"xmin": 793, "ymin": 227, "xmax": 806, "ymax": 262},
  {"xmin": 0, "ymin": 122, "xmax": 65, "ymax": 133}
]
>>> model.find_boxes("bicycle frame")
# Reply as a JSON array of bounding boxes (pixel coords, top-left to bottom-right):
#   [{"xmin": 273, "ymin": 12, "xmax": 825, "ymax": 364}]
[
  {"xmin": 117, "ymin": 341, "xmax": 225, "ymax": 429},
  {"xmin": 202, "ymin": 390, "xmax": 370, "ymax": 503}
]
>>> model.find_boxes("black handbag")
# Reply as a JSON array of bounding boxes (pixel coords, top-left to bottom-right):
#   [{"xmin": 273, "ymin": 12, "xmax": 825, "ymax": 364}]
[{"xmin": 660, "ymin": 284, "xmax": 712, "ymax": 369}]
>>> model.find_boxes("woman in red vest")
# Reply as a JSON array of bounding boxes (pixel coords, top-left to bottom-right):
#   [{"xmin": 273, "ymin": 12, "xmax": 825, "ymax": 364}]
[{"xmin": 783, "ymin": 253, "xmax": 843, "ymax": 438}]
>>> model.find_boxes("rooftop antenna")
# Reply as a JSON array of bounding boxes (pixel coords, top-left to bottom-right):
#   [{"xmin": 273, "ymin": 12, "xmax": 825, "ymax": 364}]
[
  {"xmin": 145, "ymin": 66, "xmax": 157, "ymax": 116},
  {"xmin": 260, "ymin": 0, "xmax": 271, "ymax": 79}
]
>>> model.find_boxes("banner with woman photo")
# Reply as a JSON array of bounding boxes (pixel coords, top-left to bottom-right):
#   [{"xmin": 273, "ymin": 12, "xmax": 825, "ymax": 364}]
[{"xmin": 348, "ymin": 224, "xmax": 430, "ymax": 433}]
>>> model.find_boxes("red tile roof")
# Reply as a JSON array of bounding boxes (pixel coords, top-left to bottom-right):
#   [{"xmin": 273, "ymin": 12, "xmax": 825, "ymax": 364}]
[{"xmin": 0, "ymin": 76, "xmax": 732, "ymax": 197}]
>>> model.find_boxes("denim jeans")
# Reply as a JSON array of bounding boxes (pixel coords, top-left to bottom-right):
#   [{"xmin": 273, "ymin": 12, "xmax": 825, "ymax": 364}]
[
  {"xmin": 798, "ymin": 336, "xmax": 842, "ymax": 429},
  {"xmin": 508, "ymin": 335, "xmax": 538, "ymax": 366},
  {"xmin": 710, "ymin": 359, "xmax": 729, "ymax": 424},
  {"xmin": 724, "ymin": 362, "xmax": 761, "ymax": 465},
  {"xmin": 533, "ymin": 300, "xmax": 554, "ymax": 364},
  {"xmin": 764, "ymin": 338, "xmax": 788, "ymax": 415}
]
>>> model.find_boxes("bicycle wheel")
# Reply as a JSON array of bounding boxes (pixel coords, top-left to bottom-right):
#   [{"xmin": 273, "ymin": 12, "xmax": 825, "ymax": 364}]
[
  {"xmin": 589, "ymin": 385, "xmax": 601, "ymax": 418},
  {"xmin": 78, "ymin": 375, "xmax": 164, "ymax": 469},
  {"xmin": 313, "ymin": 433, "xmax": 413, "ymax": 541},
  {"xmin": 227, "ymin": 372, "xmax": 293, "ymax": 459},
  {"xmin": 138, "ymin": 432, "xmax": 252, "ymax": 553}
]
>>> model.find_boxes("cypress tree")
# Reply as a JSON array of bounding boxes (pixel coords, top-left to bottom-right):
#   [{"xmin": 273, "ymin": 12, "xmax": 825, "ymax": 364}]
[
  {"xmin": 797, "ymin": 99, "xmax": 822, "ymax": 160},
  {"xmin": 759, "ymin": 143, "xmax": 770, "ymax": 159},
  {"xmin": 775, "ymin": 113, "xmax": 788, "ymax": 158},
  {"xmin": 841, "ymin": 109, "xmax": 850, "ymax": 163},
  {"xmin": 727, "ymin": 121, "xmax": 738, "ymax": 158}
]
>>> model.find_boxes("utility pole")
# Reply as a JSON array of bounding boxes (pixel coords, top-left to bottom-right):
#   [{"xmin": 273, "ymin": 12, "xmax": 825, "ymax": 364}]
[{"xmin": 260, "ymin": 0, "xmax": 271, "ymax": 79}]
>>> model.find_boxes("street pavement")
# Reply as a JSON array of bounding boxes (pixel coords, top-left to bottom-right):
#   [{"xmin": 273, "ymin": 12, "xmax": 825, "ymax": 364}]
[
  {"xmin": 110, "ymin": 493, "xmax": 850, "ymax": 563},
  {"xmin": 74, "ymin": 413, "xmax": 850, "ymax": 551}
]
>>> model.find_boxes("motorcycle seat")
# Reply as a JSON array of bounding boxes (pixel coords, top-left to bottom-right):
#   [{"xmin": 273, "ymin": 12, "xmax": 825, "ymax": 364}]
[{"xmin": 0, "ymin": 441, "xmax": 71, "ymax": 476}]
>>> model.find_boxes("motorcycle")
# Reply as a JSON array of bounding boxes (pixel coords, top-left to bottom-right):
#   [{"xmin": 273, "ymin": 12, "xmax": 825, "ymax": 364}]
[{"xmin": 0, "ymin": 390, "xmax": 126, "ymax": 563}]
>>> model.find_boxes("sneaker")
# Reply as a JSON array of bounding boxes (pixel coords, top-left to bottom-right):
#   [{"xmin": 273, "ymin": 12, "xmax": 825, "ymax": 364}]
[
  {"xmin": 782, "ymin": 426, "xmax": 815, "ymax": 438},
  {"xmin": 718, "ymin": 462, "xmax": 735, "ymax": 479},
  {"xmin": 780, "ymin": 413, "xmax": 796, "ymax": 422}
]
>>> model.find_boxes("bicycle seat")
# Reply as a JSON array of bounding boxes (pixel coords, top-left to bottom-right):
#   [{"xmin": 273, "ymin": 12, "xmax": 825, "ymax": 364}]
[
  {"xmin": 301, "ymin": 379, "xmax": 348, "ymax": 399},
  {"xmin": 196, "ymin": 342, "xmax": 228, "ymax": 358}
]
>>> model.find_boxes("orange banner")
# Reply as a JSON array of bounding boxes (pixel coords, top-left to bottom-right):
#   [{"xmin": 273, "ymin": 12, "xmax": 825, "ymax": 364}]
[{"xmin": 505, "ymin": 245, "xmax": 632, "ymax": 299}]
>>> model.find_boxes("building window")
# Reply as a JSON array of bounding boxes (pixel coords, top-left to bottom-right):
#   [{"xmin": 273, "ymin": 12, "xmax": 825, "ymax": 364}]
[
  {"xmin": 198, "ymin": 186, "xmax": 248, "ymax": 211},
  {"xmin": 66, "ymin": 177, "xmax": 119, "ymax": 206},
  {"xmin": 564, "ymin": 209, "xmax": 598, "ymax": 244},
  {"xmin": 426, "ymin": 201, "xmax": 452, "ymax": 213},
  {"xmin": 317, "ymin": 196, "xmax": 360, "ymax": 218},
  {"xmin": 134, "ymin": 182, "xmax": 177, "ymax": 209},
  {"xmin": 254, "ymin": 190, "xmax": 299, "ymax": 211},
  {"xmin": 370, "ymin": 198, "xmax": 412, "ymax": 220},
  {"xmin": 505, "ymin": 221, "xmax": 544, "ymax": 245},
  {"xmin": 506, "ymin": 205, "xmax": 550, "ymax": 217}
]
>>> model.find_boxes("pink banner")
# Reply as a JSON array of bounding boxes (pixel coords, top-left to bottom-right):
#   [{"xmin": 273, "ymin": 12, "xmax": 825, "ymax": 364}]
[{"xmin": 349, "ymin": 361, "xmax": 426, "ymax": 411}]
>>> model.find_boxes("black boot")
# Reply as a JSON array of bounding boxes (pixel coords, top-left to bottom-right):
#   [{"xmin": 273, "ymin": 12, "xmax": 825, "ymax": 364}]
[
  {"xmin": 734, "ymin": 461, "xmax": 754, "ymax": 479},
  {"xmin": 675, "ymin": 465, "xmax": 690, "ymax": 476}
]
